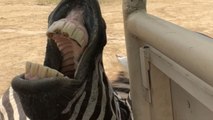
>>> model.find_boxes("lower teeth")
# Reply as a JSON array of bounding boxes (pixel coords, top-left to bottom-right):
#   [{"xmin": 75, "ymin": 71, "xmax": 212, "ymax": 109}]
[{"xmin": 25, "ymin": 62, "xmax": 64, "ymax": 80}]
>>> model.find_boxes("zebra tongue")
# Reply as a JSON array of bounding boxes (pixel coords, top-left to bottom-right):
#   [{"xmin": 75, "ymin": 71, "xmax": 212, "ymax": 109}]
[{"xmin": 25, "ymin": 62, "xmax": 64, "ymax": 80}]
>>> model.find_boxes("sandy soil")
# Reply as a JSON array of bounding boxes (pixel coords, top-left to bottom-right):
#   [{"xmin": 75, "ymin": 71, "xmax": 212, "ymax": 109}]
[{"xmin": 0, "ymin": 0, "xmax": 213, "ymax": 95}]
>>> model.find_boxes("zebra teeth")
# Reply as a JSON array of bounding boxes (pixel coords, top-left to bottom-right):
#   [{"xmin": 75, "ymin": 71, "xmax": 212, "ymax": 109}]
[
  {"xmin": 61, "ymin": 22, "xmax": 76, "ymax": 38},
  {"xmin": 46, "ymin": 68, "xmax": 59, "ymax": 78},
  {"xmin": 61, "ymin": 21, "xmax": 85, "ymax": 46},
  {"xmin": 25, "ymin": 62, "xmax": 64, "ymax": 79},
  {"xmin": 46, "ymin": 19, "xmax": 85, "ymax": 47},
  {"xmin": 70, "ymin": 28, "xmax": 84, "ymax": 46},
  {"xmin": 56, "ymin": 72, "xmax": 64, "ymax": 77},
  {"xmin": 25, "ymin": 61, "xmax": 32, "ymax": 75},
  {"xmin": 29, "ymin": 62, "xmax": 39, "ymax": 77},
  {"xmin": 46, "ymin": 19, "xmax": 67, "ymax": 37},
  {"xmin": 37, "ymin": 64, "xmax": 48, "ymax": 78}
]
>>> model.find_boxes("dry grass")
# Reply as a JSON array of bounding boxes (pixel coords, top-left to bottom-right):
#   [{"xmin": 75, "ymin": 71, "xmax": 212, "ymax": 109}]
[
  {"xmin": 35, "ymin": 0, "xmax": 120, "ymax": 5},
  {"xmin": 36, "ymin": 0, "xmax": 60, "ymax": 5}
]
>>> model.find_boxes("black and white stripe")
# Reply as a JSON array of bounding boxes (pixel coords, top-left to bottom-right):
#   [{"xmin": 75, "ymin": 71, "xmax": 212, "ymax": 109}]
[
  {"xmin": 58, "ymin": 55, "xmax": 132, "ymax": 119},
  {"xmin": 0, "ymin": 87, "xmax": 29, "ymax": 120}
]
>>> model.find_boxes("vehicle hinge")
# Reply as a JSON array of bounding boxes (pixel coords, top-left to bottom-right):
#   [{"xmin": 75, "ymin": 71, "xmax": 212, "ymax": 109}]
[{"xmin": 140, "ymin": 45, "xmax": 152, "ymax": 103}]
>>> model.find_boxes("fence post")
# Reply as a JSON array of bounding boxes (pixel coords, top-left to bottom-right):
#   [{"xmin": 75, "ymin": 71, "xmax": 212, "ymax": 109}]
[
  {"xmin": 123, "ymin": 0, "xmax": 174, "ymax": 119},
  {"xmin": 122, "ymin": 0, "xmax": 151, "ymax": 120}
]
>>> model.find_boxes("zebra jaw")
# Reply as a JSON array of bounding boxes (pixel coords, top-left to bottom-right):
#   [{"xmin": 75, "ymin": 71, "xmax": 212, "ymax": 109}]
[{"xmin": 25, "ymin": 62, "xmax": 64, "ymax": 80}]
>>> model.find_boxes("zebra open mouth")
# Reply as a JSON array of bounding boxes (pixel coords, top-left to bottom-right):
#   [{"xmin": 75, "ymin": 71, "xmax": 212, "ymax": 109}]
[
  {"xmin": 12, "ymin": 6, "xmax": 91, "ymax": 93},
  {"xmin": 11, "ymin": 6, "xmax": 91, "ymax": 120},
  {"xmin": 10, "ymin": 0, "xmax": 110, "ymax": 119},
  {"xmin": 25, "ymin": 7, "xmax": 88, "ymax": 80}
]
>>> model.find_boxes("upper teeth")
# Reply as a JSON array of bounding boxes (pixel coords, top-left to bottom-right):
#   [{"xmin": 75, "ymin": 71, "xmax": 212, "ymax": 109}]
[
  {"xmin": 47, "ymin": 19, "xmax": 86, "ymax": 47},
  {"xmin": 25, "ymin": 62, "xmax": 64, "ymax": 79}
]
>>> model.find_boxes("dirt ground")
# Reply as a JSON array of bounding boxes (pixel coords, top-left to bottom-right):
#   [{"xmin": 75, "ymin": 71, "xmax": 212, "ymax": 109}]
[{"xmin": 0, "ymin": 0, "xmax": 213, "ymax": 95}]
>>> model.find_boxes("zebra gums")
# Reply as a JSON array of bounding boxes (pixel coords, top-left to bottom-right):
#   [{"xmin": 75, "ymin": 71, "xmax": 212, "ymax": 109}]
[{"xmin": 0, "ymin": 0, "xmax": 132, "ymax": 120}]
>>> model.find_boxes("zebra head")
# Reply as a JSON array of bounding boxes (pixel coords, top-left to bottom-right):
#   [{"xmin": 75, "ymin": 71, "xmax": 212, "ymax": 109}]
[{"xmin": 11, "ymin": 0, "xmax": 109, "ymax": 119}]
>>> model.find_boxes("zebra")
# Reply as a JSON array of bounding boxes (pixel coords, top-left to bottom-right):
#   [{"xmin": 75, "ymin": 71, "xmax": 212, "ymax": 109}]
[
  {"xmin": 0, "ymin": 71, "xmax": 132, "ymax": 120},
  {"xmin": 0, "ymin": 0, "xmax": 132, "ymax": 119}
]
